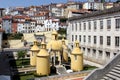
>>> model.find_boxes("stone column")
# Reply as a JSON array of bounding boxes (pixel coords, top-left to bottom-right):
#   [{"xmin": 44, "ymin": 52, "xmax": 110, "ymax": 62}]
[
  {"xmin": 54, "ymin": 51, "xmax": 56, "ymax": 65},
  {"xmin": 102, "ymin": 51, "xmax": 106, "ymax": 61},
  {"xmin": 58, "ymin": 51, "xmax": 61, "ymax": 65},
  {"xmin": 110, "ymin": 52, "xmax": 114, "ymax": 59},
  {"xmin": 96, "ymin": 50, "xmax": 99, "ymax": 59}
]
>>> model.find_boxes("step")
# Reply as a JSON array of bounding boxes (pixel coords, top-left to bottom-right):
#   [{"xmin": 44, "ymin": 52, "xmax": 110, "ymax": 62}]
[
  {"xmin": 103, "ymin": 76, "xmax": 112, "ymax": 80},
  {"xmin": 100, "ymin": 78, "xmax": 107, "ymax": 80},
  {"xmin": 114, "ymin": 67, "xmax": 120, "ymax": 71},
  {"xmin": 109, "ymin": 72, "xmax": 120, "ymax": 78},
  {"xmin": 116, "ymin": 64, "xmax": 120, "ymax": 67},
  {"xmin": 111, "ymin": 69, "xmax": 120, "ymax": 74},
  {"xmin": 106, "ymin": 73, "xmax": 120, "ymax": 80}
]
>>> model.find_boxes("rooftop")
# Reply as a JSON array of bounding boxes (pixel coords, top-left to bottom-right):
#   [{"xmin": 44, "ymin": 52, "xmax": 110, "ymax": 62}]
[{"xmin": 69, "ymin": 6, "xmax": 120, "ymax": 21}]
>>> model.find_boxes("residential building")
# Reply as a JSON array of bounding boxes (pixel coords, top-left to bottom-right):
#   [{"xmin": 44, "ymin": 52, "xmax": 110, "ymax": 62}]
[
  {"xmin": 50, "ymin": 3, "xmax": 66, "ymax": 17},
  {"xmin": 83, "ymin": 2, "xmax": 104, "ymax": 10},
  {"xmin": 17, "ymin": 21, "xmax": 24, "ymax": 33},
  {"xmin": 31, "ymin": 12, "xmax": 49, "ymax": 24},
  {"xmin": 64, "ymin": 2, "xmax": 83, "ymax": 18},
  {"xmin": 0, "ymin": 8, "xmax": 5, "ymax": 17},
  {"xmin": 67, "ymin": 6, "xmax": 120, "ymax": 64},
  {"xmin": 104, "ymin": 2, "xmax": 114, "ymax": 9},
  {"xmin": 44, "ymin": 18, "xmax": 59, "ymax": 31},
  {"xmin": 2, "ymin": 16, "xmax": 12, "ymax": 33},
  {"xmin": 67, "ymin": 9, "xmax": 91, "ymax": 18},
  {"xmin": 35, "ymin": 23, "xmax": 45, "ymax": 32},
  {"xmin": 12, "ymin": 20, "xmax": 18, "ymax": 33}
]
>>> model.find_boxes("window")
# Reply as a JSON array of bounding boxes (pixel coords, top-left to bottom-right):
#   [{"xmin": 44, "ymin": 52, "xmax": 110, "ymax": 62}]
[
  {"xmin": 107, "ymin": 36, "xmax": 111, "ymax": 46},
  {"xmin": 84, "ymin": 35, "xmax": 86, "ymax": 42},
  {"xmin": 106, "ymin": 52, "xmax": 110, "ymax": 58},
  {"xmin": 99, "ymin": 50, "xmax": 103, "ymax": 58},
  {"xmin": 115, "ymin": 36, "xmax": 119, "ymax": 47},
  {"xmin": 107, "ymin": 19, "xmax": 111, "ymax": 30},
  {"xmin": 100, "ymin": 20, "xmax": 103, "ymax": 29},
  {"xmin": 72, "ymin": 24, "xmax": 73, "ymax": 31},
  {"xmin": 93, "ymin": 49, "xmax": 96, "ymax": 57},
  {"xmin": 75, "ymin": 35, "xmax": 77, "ymax": 40},
  {"xmin": 88, "ymin": 21, "xmax": 91, "ymax": 30},
  {"xmin": 116, "ymin": 18, "xmax": 120, "ymax": 29},
  {"xmin": 94, "ymin": 21, "xmax": 97, "ymax": 30},
  {"xmin": 79, "ymin": 23, "xmax": 81, "ymax": 31},
  {"xmin": 84, "ymin": 22, "xmax": 86, "ymax": 30},
  {"xmin": 75, "ymin": 23, "xmax": 77, "ymax": 31},
  {"xmin": 72, "ymin": 24, "xmax": 74, "ymax": 31},
  {"xmin": 94, "ymin": 36, "xmax": 97, "ymax": 44},
  {"xmin": 100, "ymin": 36, "xmax": 103, "ymax": 45},
  {"xmin": 72, "ymin": 35, "xmax": 74, "ymax": 41},
  {"xmin": 79, "ymin": 35, "xmax": 81, "ymax": 42},
  {"xmin": 88, "ymin": 36, "xmax": 91, "ymax": 43},
  {"xmin": 87, "ymin": 48, "xmax": 90, "ymax": 53}
]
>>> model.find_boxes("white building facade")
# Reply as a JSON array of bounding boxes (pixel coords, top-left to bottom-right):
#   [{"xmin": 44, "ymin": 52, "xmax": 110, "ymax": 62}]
[
  {"xmin": 67, "ymin": 7, "xmax": 120, "ymax": 64},
  {"xmin": 83, "ymin": 2, "xmax": 104, "ymax": 10}
]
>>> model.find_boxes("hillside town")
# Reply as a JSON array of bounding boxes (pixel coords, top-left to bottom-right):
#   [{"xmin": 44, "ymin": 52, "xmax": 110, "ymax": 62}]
[{"xmin": 0, "ymin": 0, "xmax": 120, "ymax": 80}]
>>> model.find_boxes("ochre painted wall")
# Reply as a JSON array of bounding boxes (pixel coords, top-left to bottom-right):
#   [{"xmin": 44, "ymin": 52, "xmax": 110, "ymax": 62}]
[{"xmin": 36, "ymin": 56, "xmax": 50, "ymax": 75}]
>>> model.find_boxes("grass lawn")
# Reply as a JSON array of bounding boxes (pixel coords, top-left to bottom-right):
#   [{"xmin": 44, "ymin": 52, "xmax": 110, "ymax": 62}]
[
  {"xmin": 83, "ymin": 65, "xmax": 97, "ymax": 70},
  {"xmin": 20, "ymin": 74, "xmax": 34, "ymax": 80}
]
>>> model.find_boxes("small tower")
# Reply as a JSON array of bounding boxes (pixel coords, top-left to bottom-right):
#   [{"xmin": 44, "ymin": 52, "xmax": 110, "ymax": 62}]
[
  {"xmin": 30, "ymin": 41, "xmax": 39, "ymax": 66},
  {"xmin": 62, "ymin": 38, "xmax": 68, "ymax": 62},
  {"xmin": 36, "ymin": 41, "xmax": 50, "ymax": 76},
  {"xmin": 71, "ymin": 41, "xmax": 83, "ymax": 71}
]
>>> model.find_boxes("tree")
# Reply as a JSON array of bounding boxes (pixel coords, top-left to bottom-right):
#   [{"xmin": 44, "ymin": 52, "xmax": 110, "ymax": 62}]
[
  {"xmin": 17, "ymin": 50, "xmax": 26, "ymax": 66},
  {"xmin": 57, "ymin": 28, "xmax": 66, "ymax": 35}
]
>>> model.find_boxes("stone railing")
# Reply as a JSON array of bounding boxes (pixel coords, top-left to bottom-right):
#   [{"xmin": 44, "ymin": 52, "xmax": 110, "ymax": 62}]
[
  {"xmin": 84, "ymin": 53, "xmax": 120, "ymax": 80},
  {"xmin": 35, "ymin": 70, "xmax": 91, "ymax": 80},
  {"xmin": 84, "ymin": 56, "xmax": 107, "ymax": 65}
]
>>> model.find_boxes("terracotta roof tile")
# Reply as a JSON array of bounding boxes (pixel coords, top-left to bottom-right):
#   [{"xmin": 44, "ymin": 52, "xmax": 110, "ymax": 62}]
[{"xmin": 2, "ymin": 16, "xmax": 12, "ymax": 20}]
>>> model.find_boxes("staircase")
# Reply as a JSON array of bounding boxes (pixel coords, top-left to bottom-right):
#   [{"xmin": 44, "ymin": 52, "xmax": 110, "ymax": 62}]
[
  {"xmin": 100, "ymin": 63, "xmax": 120, "ymax": 80},
  {"xmin": 56, "ymin": 66, "xmax": 67, "ymax": 75},
  {"xmin": 84, "ymin": 53, "xmax": 120, "ymax": 80}
]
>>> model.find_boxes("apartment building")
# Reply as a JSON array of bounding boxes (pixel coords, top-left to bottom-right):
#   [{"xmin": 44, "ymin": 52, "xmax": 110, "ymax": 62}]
[{"xmin": 67, "ymin": 6, "xmax": 120, "ymax": 64}]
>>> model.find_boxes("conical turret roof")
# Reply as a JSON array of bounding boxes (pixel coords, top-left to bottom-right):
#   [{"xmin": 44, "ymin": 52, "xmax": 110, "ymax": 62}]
[
  {"xmin": 30, "ymin": 41, "xmax": 39, "ymax": 51},
  {"xmin": 71, "ymin": 41, "xmax": 82, "ymax": 55},
  {"xmin": 37, "ymin": 41, "xmax": 49, "ymax": 56}
]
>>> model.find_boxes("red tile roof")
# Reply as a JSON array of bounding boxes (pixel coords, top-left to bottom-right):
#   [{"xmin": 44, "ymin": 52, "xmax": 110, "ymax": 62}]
[
  {"xmin": 2, "ymin": 16, "xmax": 12, "ymax": 20},
  {"xmin": 70, "ymin": 9, "xmax": 91, "ymax": 13},
  {"xmin": 13, "ymin": 15, "xmax": 29, "ymax": 19}
]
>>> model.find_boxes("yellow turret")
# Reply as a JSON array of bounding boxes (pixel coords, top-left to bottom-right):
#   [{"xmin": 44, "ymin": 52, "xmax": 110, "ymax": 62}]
[
  {"xmin": 62, "ymin": 38, "xmax": 68, "ymax": 62},
  {"xmin": 36, "ymin": 41, "xmax": 50, "ymax": 76},
  {"xmin": 30, "ymin": 41, "xmax": 39, "ymax": 66},
  {"xmin": 71, "ymin": 41, "xmax": 83, "ymax": 71}
]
